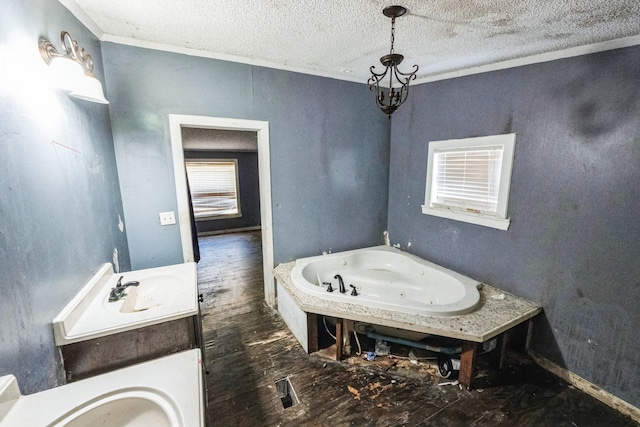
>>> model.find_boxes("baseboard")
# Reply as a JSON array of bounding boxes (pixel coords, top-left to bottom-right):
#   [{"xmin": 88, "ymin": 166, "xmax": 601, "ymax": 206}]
[
  {"xmin": 528, "ymin": 350, "xmax": 640, "ymax": 422},
  {"xmin": 197, "ymin": 226, "xmax": 261, "ymax": 237}
]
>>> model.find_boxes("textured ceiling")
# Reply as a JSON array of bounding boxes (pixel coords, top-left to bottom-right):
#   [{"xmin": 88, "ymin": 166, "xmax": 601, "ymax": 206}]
[{"xmin": 62, "ymin": 0, "xmax": 640, "ymax": 83}]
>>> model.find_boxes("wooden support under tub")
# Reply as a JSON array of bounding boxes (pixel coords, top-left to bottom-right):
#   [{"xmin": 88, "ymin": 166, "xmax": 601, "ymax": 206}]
[
  {"xmin": 306, "ymin": 313, "xmax": 344, "ymax": 361},
  {"xmin": 458, "ymin": 341, "xmax": 478, "ymax": 389},
  {"xmin": 335, "ymin": 318, "xmax": 344, "ymax": 361},
  {"xmin": 307, "ymin": 312, "xmax": 319, "ymax": 354}
]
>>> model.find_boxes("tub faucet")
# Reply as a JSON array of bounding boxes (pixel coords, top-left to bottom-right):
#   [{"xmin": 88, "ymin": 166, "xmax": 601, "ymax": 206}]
[
  {"xmin": 334, "ymin": 274, "xmax": 346, "ymax": 293},
  {"xmin": 108, "ymin": 276, "xmax": 140, "ymax": 302}
]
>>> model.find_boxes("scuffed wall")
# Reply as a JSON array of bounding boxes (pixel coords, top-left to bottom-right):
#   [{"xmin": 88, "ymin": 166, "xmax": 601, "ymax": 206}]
[
  {"xmin": 0, "ymin": 0, "xmax": 129, "ymax": 393},
  {"xmin": 102, "ymin": 44, "xmax": 391, "ymax": 269},
  {"xmin": 387, "ymin": 46, "xmax": 640, "ymax": 407}
]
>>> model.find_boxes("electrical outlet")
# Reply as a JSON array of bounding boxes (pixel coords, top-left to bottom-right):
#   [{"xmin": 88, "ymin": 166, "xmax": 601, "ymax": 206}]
[{"xmin": 159, "ymin": 211, "xmax": 176, "ymax": 226}]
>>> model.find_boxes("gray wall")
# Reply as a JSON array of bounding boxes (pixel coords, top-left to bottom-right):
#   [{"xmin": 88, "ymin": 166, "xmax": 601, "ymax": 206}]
[
  {"xmin": 184, "ymin": 150, "xmax": 261, "ymax": 234},
  {"xmin": 0, "ymin": 0, "xmax": 129, "ymax": 394},
  {"xmin": 103, "ymin": 43, "xmax": 391, "ymax": 269},
  {"xmin": 387, "ymin": 46, "xmax": 640, "ymax": 407}
]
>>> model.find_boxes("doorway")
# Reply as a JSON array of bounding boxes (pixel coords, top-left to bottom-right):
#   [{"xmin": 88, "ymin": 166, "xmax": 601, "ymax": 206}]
[{"xmin": 169, "ymin": 115, "xmax": 275, "ymax": 306}]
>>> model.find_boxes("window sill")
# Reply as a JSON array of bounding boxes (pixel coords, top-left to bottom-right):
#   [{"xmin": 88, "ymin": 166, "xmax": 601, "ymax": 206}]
[
  {"xmin": 195, "ymin": 213, "xmax": 242, "ymax": 222},
  {"xmin": 421, "ymin": 205, "xmax": 510, "ymax": 231}
]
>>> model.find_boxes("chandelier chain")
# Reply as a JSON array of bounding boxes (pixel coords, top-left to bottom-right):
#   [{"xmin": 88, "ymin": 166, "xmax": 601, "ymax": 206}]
[{"xmin": 390, "ymin": 16, "xmax": 396, "ymax": 54}]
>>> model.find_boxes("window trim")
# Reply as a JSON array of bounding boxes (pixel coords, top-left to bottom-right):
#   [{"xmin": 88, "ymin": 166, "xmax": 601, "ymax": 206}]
[
  {"xmin": 185, "ymin": 158, "xmax": 242, "ymax": 221},
  {"xmin": 422, "ymin": 133, "xmax": 516, "ymax": 230}
]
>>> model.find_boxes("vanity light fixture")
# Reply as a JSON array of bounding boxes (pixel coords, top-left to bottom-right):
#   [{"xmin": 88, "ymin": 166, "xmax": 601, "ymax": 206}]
[
  {"xmin": 368, "ymin": 5, "xmax": 418, "ymax": 117},
  {"xmin": 39, "ymin": 31, "xmax": 109, "ymax": 104}
]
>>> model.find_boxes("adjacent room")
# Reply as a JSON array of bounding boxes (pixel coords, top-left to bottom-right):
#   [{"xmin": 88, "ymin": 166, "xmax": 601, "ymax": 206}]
[{"xmin": 1, "ymin": 0, "xmax": 639, "ymax": 425}]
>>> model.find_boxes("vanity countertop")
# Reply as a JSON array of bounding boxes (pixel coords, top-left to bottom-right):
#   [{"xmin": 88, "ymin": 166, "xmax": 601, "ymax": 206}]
[{"xmin": 53, "ymin": 262, "xmax": 198, "ymax": 345}]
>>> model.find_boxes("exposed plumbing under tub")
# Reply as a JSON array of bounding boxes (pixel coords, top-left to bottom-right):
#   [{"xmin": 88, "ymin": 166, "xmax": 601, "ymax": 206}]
[
  {"xmin": 365, "ymin": 328, "xmax": 462, "ymax": 355},
  {"xmin": 323, "ymin": 316, "xmax": 361, "ymax": 355}
]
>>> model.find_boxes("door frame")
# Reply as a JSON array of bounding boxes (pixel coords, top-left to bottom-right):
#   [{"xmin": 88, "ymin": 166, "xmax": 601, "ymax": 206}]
[{"xmin": 169, "ymin": 114, "xmax": 276, "ymax": 307}]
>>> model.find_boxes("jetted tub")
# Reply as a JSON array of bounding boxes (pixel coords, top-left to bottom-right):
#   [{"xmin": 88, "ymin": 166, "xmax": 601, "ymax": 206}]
[
  {"xmin": 290, "ymin": 246, "xmax": 481, "ymax": 317},
  {"xmin": 53, "ymin": 262, "xmax": 198, "ymax": 345}
]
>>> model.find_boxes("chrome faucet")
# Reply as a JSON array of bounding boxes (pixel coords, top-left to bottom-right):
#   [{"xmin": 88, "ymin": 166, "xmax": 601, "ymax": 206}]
[
  {"xmin": 108, "ymin": 276, "xmax": 140, "ymax": 302},
  {"xmin": 334, "ymin": 274, "xmax": 346, "ymax": 293}
]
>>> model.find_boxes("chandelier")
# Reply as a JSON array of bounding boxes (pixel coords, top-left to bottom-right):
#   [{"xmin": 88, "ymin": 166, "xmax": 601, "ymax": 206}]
[{"xmin": 368, "ymin": 5, "xmax": 418, "ymax": 117}]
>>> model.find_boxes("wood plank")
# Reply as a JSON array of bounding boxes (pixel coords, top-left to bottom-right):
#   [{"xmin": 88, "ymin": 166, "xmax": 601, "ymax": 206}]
[
  {"xmin": 458, "ymin": 341, "xmax": 477, "ymax": 389},
  {"xmin": 307, "ymin": 313, "xmax": 319, "ymax": 353},
  {"xmin": 335, "ymin": 317, "xmax": 343, "ymax": 360},
  {"xmin": 499, "ymin": 331, "xmax": 508, "ymax": 370}
]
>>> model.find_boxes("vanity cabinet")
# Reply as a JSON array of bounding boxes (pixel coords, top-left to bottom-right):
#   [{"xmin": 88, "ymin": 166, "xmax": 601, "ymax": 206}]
[
  {"xmin": 52, "ymin": 262, "xmax": 207, "ymax": 384},
  {"xmin": 61, "ymin": 313, "xmax": 203, "ymax": 382}
]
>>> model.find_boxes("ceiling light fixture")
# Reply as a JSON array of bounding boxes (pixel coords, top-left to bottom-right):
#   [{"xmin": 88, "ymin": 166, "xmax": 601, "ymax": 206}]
[
  {"xmin": 39, "ymin": 31, "xmax": 109, "ymax": 104},
  {"xmin": 368, "ymin": 5, "xmax": 418, "ymax": 118}
]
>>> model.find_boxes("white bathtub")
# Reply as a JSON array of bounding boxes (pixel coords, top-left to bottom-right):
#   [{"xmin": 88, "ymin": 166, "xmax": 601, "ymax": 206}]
[{"xmin": 290, "ymin": 246, "xmax": 481, "ymax": 317}]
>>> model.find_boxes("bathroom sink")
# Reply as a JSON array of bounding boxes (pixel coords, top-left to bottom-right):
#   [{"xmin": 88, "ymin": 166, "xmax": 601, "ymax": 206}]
[
  {"xmin": 0, "ymin": 349, "xmax": 204, "ymax": 426},
  {"xmin": 53, "ymin": 392, "xmax": 176, "ymax": 426},
  {"xmin": 52, "ymin": 262, "xmax": 198, "ymax": 345},
  {"xmin": 117, "ymin": 275, "xmax": 185, "ymax": 313}
]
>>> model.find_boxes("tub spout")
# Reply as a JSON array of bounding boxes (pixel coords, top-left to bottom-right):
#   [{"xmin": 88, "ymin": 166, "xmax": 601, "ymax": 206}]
[{"xmin": 334, "ymin": 274, "xmax": 346, "ymax": 293}]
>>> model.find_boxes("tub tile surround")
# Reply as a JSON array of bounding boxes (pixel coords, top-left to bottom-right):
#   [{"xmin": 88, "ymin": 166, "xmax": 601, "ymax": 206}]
[{"xmin": 274, "ymin": 261, "xmax": 541, "ymax": 343}]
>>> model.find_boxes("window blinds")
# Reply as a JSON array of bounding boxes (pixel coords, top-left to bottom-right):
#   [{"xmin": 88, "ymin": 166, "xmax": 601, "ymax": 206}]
[
  {"xmin": 185, "ymin": 160, "xmax": 239, "ymax": 218},
  {"xmin": 430, "ymin": 146, "xmax": 504, "ymax": 215}
]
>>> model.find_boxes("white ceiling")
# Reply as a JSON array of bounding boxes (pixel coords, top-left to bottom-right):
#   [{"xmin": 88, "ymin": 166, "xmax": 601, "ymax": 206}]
[{"xmin": 61, "ymin": 0, "xmax": 640, "ymax": 83}]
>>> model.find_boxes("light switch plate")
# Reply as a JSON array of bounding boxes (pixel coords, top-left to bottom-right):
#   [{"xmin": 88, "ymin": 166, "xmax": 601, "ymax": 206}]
[{"xmin": 159, "ymin": 211, "xmax": 176, "ymax": 225}]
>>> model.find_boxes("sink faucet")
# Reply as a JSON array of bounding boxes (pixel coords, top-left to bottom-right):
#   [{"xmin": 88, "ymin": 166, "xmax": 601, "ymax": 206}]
[
  {"xmin": 334, "ymin": 274, "xmax": 346, "ymax": 293},
  {"xmin": 108, "ymin": 276, "xmax": 140, "ymax": 302}
]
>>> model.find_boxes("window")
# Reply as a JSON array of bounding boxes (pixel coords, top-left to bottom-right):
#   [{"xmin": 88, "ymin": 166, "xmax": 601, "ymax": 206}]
[
  {"xmin": 422, "ymin": 133, "xmax": 516, "ymax": 230},
  {"xmin": 185, "ymin": 159, "xmax": 241, "ymax": 220}
]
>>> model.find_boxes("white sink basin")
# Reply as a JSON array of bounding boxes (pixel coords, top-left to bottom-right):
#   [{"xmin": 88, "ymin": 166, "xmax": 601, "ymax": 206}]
[
  {"xmin": 57, "ymin": 393, "xmax": 176, "ymax": 426},
  {"xmin": 0, "ymin": 349, "xmax": 204, "ymax": 427},
  {"xmin": 115, "ymin": 275, "xmax": 185, "ymax": 314},
  {"xmin": 53, "ymin": 262, "xmax": 198, "ymax": 345}
]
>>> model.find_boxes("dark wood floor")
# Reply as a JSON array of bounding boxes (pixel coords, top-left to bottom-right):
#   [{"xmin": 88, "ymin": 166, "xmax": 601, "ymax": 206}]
[{"xmin": 197, "ymin": 231, "xmax": 636, "ymax": 427}]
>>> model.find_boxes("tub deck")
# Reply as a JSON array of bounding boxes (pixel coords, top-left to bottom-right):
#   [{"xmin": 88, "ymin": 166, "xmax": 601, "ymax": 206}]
[{"xmin": 274, "ymin": 261, "xmax": 542, "ymax": 389}]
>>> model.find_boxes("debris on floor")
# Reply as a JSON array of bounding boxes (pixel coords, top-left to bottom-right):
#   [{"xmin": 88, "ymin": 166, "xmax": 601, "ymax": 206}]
[
  {"xmin": 345, "ymin": 346, "xmax": 442, "ymax": 384},
  {"xmin": 347, "ymin": 385, "xmax": 361, "ymax": 400}
]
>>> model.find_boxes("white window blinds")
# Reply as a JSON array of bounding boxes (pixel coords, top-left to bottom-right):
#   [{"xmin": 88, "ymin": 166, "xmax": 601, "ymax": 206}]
[
  {"xmin": 430, "ymin": 146, "xmax": 504, "ymax": 215},
  {"xmin": 423, "ymin": 133, "xmax": 516, "ymax": 230},
  {"xmin": 185, "ymin": 160, "xmax": 240, "ymax": 219}
]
